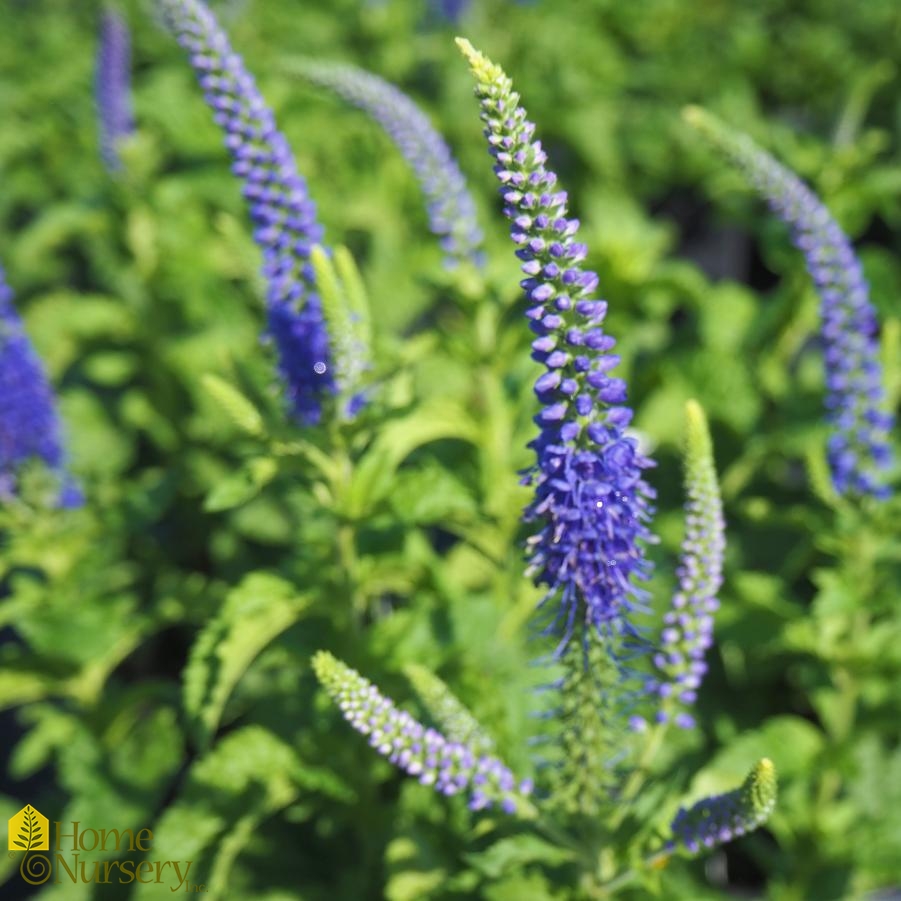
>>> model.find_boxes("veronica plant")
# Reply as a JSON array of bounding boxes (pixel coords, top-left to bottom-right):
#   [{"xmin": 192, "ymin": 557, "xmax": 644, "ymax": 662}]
[
  {"xmin": 456, "ymin": 36, "xmax": 662, "ymax": 819},
  {"xmin": 95, "ymin": 8, "xmax": 134, "ymax": 172},
  {"xmin": 160, "ymin": 0, "xmax": 343, "ymax": 425},
  {"xmin": 684, "ymin": 107, "xmax": 894, "ymax": 501},
  {"xmin": 456, "ymin": 39, "xmax": 657, "ymax": 650},
  {"xmin": 639, "ymin": 399, "xmax": 725, "ymax": 732},
  {"xmin": 312, "ymin": 41, "xmax": 777, "ymax": 896},
  {"xmin": 0, "ymin": 264, "xmax": 80, "ymax": 508},
  {"xmin": 295, "ymin": 61, "xmax": 484, "ymax": 269}
]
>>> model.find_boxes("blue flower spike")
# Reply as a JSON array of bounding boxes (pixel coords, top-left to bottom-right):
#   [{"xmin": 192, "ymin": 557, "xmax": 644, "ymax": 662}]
[
  {"xmin": 299, "ymin": 61, "xmax": 484, "ymax": 270},
  {"xmin": 457, "ymin": 38, "xmax": 656, "ymax": 651},
  {"xmin": 160, "ymin": 0, "xmax": 341, "ymax": 424},
  {"xmin": 313, "ymin": 652, "xmax": 534, "ymax": 815},
  {"xmin": 0, "ymin": 265, "xmax": 81, "ymax": 508},
  {"xmin": 684, "ymin": 106, "xmax": 894, "ymax": 501}
]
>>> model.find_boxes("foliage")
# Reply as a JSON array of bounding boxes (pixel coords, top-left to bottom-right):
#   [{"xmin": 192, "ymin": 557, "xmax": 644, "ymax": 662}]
[{"xmin": 1, "ymin": 0, "xmax": 900, "ymax": 899}]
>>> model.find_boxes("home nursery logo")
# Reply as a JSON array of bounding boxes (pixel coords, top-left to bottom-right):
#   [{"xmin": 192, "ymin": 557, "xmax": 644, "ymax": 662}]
[{"xmin": 7, "ymin": 804, "xmax": 202, "ymax": 892}]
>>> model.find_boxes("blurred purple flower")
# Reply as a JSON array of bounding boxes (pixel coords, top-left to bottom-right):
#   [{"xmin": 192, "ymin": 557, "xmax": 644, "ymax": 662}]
[
  {"xmin": 314, "ymin": 652, "xmax": 533, "ymax": 814},
  {"xmin": 161, "ymin": 0, "xmax": 337, "ymax": 424},
  {"xmin": 0, "ymin": 265, "xmax": 80, "ymax": 507},
  {"xmin": 669, "ymin": 759, "xmax": 777, "ymax": 855},
  {"xmin": 686, "ymin": 108, "xmax": 894, "ymax": 500},
  {"xmin": 96, "ymin": 9, "xmax": 134, "ymax": 171},
  {"xmin": 302, "ymin": 61, "xmax": 484, "ymax": 269}
]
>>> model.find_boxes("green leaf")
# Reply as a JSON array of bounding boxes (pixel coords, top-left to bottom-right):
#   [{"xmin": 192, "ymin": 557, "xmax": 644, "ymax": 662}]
[
  {"xmin": 204, "ymin": 457, "xmax": 278, "ymax": 512},
  {"xmin": 464, "ymin": 835, "xmax": 575, "ymax": 880},
  {"xmin": 689, "ymin": 717, "xmax": 822, "ymax": 801},
  {"xmin": 0, "ymin": 668, "xmax": 59, "ymax": 711},
  {"xmin": 333, "ymin": 245, "xmax": 372, "ymax": 347},
  {"xmin": 183, "ymin": 573, "xmax": 310, "ymax": 748},
  {"xmin": 342, "ymin": 404, "xmax": 478, "ymax": 518},
  {"xmin": 133, "ymin": 726, "xmax": 349, "ymax": 901},
  {"xmin": 201, "ymin": 373, "xmax": 265, "ymax": 437}
]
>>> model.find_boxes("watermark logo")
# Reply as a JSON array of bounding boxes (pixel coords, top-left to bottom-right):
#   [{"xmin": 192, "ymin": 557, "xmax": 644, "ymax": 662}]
[
  {"xmin": 8, "ymin": 805, "xmax": 50, "ymax": 885},
  {"xmin": 8, "ymin": 805, "xmax": 48, "ymax": 852},
  {"xmin": 6, "ymin": 805, "xmax": 202, "ymax": 891}
]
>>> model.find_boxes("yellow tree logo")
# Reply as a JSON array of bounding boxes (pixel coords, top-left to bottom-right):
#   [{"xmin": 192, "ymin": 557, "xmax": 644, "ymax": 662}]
[
  {"xmin": 7, "ymin": 805, "xmax": 51, "ymax": 885},
  {"xmin": 8, "ymin": 805, "xmax": 48, "ymax": 852}
]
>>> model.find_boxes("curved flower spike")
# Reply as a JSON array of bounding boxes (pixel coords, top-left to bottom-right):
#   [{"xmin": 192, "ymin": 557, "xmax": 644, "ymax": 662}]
[
  {"xmin": 160, "ymin": 0, "xmax": 336, "ymax": 424},
  {"xmin": 314, "ymin": 652, "xmax": 532, "ymax": 813},
  {"xmin": 644, "ymin": 400, "xmax": 724, "ymax": 730},
  {"xmin": 457, "ymin": 38, "xmax": 656, "ymax": 651},
  {"xmin": 96, "ymin": 9, "xmax": 134, "ymax": 172},
  {"xmin": 298, "ymin": 61, "xmax": 484, "ymax": 269},
  {"xmin": 669, "ymin": 758, "xmax": 777, "ymax": 855},
  {"xmin": 684, "ymin": 107, "xmax": 894, "ymax": 501},
  {"xmin": 0, "ymin": 265, "xmax": 80, "ymax": 507}
]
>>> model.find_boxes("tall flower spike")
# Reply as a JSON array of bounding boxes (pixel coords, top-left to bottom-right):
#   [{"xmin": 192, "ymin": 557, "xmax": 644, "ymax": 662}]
[
  {"xmin": 160, "ymin": 0, "xmax": 336, "ymax": 424},
  {"xmin": 298, "ymin": 61, "xmax": 483, "ymax": 269},
  {"xmin": 96, "ymin": 9, "xmax": 134, "ymax": 172},
  {"xmin": 684, "ymin": 107, "xmax": 894, "ymax": 501},
  {"xmin": 314, "ymin": 652, "xmax": 533, "ymax": 813},
  {"xmin": 0, "ymin": 265, "xmax": 80, "ymax": 507},
  {"xmin": 669, "ymin": 758, "xmax": 777, "ymax": 855},
  {"xmin": 457, "ymin": 39, "xmax": 656, "ymax": 650},
  {"xmin": 642, "ymin": 400, "xmax": 724, "ymax": 731}
]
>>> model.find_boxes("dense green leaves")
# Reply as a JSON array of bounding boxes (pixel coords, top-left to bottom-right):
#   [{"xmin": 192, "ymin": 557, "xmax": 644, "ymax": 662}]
[{"xmin": 0, "ymin": 0, "xmax": 899, "ymax": 898}]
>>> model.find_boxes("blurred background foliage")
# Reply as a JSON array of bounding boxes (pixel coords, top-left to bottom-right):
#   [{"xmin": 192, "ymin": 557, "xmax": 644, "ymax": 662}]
[{"xmin": 0, "ymin": 0, "xmax": 900, "ymax": 898}]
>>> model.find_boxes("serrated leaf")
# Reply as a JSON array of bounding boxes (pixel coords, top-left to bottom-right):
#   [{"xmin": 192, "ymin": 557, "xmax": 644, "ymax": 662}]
[
  {"xmin": 204, "ymin": 457, "xmax": 278, "ymax": 512},
  {"xmin": 133, "ymin": 726, "xmax": 350, "ymax": 901},
  {"xmin": 183, "ymin": 573, "xmax": 310, "ymax": 748}
]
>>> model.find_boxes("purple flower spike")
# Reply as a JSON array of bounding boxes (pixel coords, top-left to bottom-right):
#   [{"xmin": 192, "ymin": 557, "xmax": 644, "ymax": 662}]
[
  {"xmin": 160, "ymin": 0, "xmax": 336, "ymax": 424},
  {"xmin": 669, "ymin": 759, "xmax": 777, "ymax": 856},
  {"xmin": 458, "ymin": 39, "xmax": 656, "ymax": 650},
  {"xmin": 300, "ymin": 62, "xmax": 484, "ymax": 269},
  {"xmin": 685, "ymin": 107, "xmax": 894, "ymax": 501},
  {"xmin": 639, "ymin": 401, "xmax": 724, "ymax": 730},
  {"xmin": 96, "ymin": 9, "xmax": 134, "ymax": 172},
  {"xmin": 313, "ymin": 652, "xmax": 532, "ymax": 815},
  {"xmin": 0, "ymin": 265, "xmax": 80, "ymax": 507}
]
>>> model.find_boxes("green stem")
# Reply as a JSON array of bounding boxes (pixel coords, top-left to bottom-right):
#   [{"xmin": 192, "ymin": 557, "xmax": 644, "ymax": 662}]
[
  {"xmin": 329, "ymin": 427, "xmax": 364, "ymax": 619},
  {"xmin": 608, "ymin": 723, "xmax": 669, "ymax": 830},
  {"xmin": 586, "ymin": 848, "xmax": 672, "ymax": 898}
]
